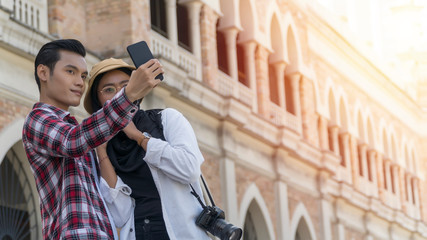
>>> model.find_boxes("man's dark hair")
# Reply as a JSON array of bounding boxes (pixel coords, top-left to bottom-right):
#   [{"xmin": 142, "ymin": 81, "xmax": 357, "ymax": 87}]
[{"xmin": 34, "ymin": 39, "xmax": 86, "ymax": 92}]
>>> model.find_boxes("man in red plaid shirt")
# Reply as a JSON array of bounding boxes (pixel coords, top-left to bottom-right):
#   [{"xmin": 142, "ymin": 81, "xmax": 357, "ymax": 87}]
[{"xmin": 22, "ymin": 39, "xmax": 163, "ymax": 239}]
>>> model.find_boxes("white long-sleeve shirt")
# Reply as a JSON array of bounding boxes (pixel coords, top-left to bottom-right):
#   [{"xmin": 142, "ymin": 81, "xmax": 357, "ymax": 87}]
[{"xmin": 100, "ymin": 108, "xmax": 211, "ymax": 240}]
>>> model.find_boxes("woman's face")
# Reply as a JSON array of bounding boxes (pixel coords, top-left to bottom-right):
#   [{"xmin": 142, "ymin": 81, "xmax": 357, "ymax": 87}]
[{"xmin": 96, "ymin": 69, "xmax": 130, "ymax": 106}]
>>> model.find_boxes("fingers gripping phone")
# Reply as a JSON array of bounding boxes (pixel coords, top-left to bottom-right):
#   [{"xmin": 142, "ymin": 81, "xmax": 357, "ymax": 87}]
[{"xmin": 127, "ymin": 41, "xmax": 164, "ymax": 81}]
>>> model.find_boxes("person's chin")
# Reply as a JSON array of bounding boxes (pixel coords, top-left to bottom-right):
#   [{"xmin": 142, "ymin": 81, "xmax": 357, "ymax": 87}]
[{"xmin": 70, "ymin": 98, "xmax": 82, "ymax": 107}]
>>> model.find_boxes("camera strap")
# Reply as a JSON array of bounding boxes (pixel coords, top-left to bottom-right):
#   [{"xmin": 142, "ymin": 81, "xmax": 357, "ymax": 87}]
[{"xmin": 190, "ymin": 175, "xmax": 215, "ymax": 209}]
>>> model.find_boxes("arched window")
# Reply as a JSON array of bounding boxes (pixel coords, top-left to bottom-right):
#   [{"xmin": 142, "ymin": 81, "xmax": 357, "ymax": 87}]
[
  {"xmin": 295, "ymin": 218, "xmax": 313, "ymax": 240},
  {"xmin": 243, "ymin": 211, "xmax": 258, "ymax": 240},
  {"xmin": 150, "ymin": 0, "xmax": 167, "ymax": 37},
  {"xmin": 242, "ymin": 200, "xmax": 270, "ymax": 240},
  {"xmin": 0, "ymin": 147, "xmax": 39, "ymax": 239}
]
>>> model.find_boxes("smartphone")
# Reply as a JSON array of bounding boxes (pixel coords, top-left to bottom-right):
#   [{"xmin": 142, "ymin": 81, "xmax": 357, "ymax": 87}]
[{"xmin": 127, "ymin": 41, "xmax": 164, "ymax": 80}]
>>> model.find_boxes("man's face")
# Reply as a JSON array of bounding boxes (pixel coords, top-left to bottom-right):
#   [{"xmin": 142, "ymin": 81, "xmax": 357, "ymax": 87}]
[{"xmin": 41, "ymin": 50, "xmax": 88, "ymax": 110}]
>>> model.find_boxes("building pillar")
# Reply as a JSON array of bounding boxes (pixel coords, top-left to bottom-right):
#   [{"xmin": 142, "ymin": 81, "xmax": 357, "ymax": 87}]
[
  {"xmin": 183, "ymin": 1, "xmax": 203, "ymax": 80},
  {"xmin": 255, "ymin": 45, "xmax": 271, "ymax": 118},
  {"xmin": 339, "ymin": 132, "xmax": 351, "ymax": 169},
  {"xmin": 272, "ymin": 62, "xmax": 287, "ymax": 108},
  {"xmin": 199, "ymin": 4, "xmax": 220, "ymax": 88},
  {"xmin": 337, "ymin": 222, "xmax": 346, "ymax": 240},
  {"xmin": 358, "ymin": 144, "xmax": 368, "ymax": 178},
  {"xmin": 287, "ymin": 72, "xmax": 302, "ymax": 120},
  {"xmin": 318, "ymin": 116, "xmax": 330, "ymax": 150},
  {"xmin": 166, "ymin": 0, "xmax": 178, "ymax": 46},
  {"xmin": 367, "ymin": 149, "xmax": 377, "ymax": 184},
  {"xmin": 222, "ymin": 27, "xmax": 239, "ymax": 83},
  {"xmin": 220, "ymin": 156, "xmax": 238, "ymax": 224},
  {"xmin": 328, "ymin": 125, "xmax": 340, "ymax": 156},
  {"xmin": 183, "ymin": 1, "xmax": 202, "ymax": 57},
  {"xmin": 242, "ymin": 41, "xmax": 258, "ymax": 112},
  {"xmin": 276, "ymin": 181, "xmax": 291, "ymax": 240},
  {"xmin": 405, "ymin": 173, "xmax": 414, "ymax": 204},
  {"xmin": 391, "ymin": 164, "xmax": 400, "ymax": 198},
  {"xmin": 413, "ymin": 178, "xmax": 421, "ymax": 218},
  {"xmin": 376, "ymin": 153, "xmax": 386, "ymax": 201},
  {"xmin": 398, "ymin": 167, "xmax": 406, "ymax": 210},
  {"xmin": 384, "ymin": 159, "xmax": 392, "ymax": 193},
  {"xmin": 350, "ymin": 137, "xmax": 360, "ymax": 189}
]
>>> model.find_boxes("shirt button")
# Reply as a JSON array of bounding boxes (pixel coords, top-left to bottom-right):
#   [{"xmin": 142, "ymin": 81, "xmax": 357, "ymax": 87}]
[
  {"xmin": 130, "ymin": 228, "xmax": 133, "ymax": 232},
  {"xmin": 130, "ymin": 109, "xmax": 135, "ymax": 113},
  {"xmin": 144, "ymin": 219, "xmax": 150, "ymax": 224}
]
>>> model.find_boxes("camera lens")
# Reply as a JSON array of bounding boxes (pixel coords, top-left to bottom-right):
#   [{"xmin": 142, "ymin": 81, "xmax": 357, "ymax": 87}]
[
  {"xmin": 228, "ymin": 229, "xmax": 243, "ymax": 240},
  {"xmin": 211, "ymin": 218, "xmax": 243, "ymax": 240}
]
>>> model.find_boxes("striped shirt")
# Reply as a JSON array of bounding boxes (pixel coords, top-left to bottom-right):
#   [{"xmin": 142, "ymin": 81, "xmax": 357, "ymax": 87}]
[{"xmin": 22, "ymin": 89, "xmax": 137, "ymax": 239}]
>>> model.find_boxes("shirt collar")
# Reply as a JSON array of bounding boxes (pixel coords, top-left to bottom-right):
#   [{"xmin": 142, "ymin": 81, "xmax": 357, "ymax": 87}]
[{"xmin": 33, "ymin": 102, "xmax": 71, "ymax": 120}]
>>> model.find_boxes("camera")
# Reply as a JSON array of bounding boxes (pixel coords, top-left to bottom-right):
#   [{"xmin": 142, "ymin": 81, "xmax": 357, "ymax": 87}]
[{"xmin": 195, "ymin": 205, "xmax": 242, "ymax": 240}]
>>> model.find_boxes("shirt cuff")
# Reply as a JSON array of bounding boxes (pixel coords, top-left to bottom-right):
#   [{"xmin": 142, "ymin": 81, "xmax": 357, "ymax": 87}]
[
  {"xmin": 143, "ymin": 138, "xmax": 166, "ymax": 166},
  {"xmin": 99, "ymin": 177, "xmax": 132, "ymax": 204},
  {"xmin": 111, "ymin": 88, "xmax": 139, "ymax": 117}
]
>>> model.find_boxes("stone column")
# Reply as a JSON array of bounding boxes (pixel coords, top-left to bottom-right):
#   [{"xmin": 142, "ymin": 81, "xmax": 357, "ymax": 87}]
[
  {"xmin": 398, "ymin": 167, "xmax": 406, "ymax": 210},
  {"xmin": 367, "ymin": 149, "xmax": 378, "ymax": 185},
  {"xmin": 328, "ymin": 125, "xmax": 340, "ymax": 156},
  {"xmin": 255, "ymin": 45, "xmax": 271, "ymax": 118},
  {"xmin": 376, "ymin": 153, "xmax": 385, "ymax": 201},
  {"xmin": 184, "ymin": 1, "xmax": 203, "ymax": 80},
  {"xmin": 287, "ymin": 72, "xmax": 302, "ymax": 120},
  {"xmin": 412, "ymin": 178, "xmax": 421, "ymax": 218},
  {"xmin": 272, "ymin": 62, "xmax": 287, "ymax": 108},
  {"xmin": 350, "ymin": 136, "xmax": 360, "ymax": 189},
  {"xmin": 339, "ymin": 132, "xmax": 351, "ymax": 168},
  {"xmin": 242, "ymin": 41, "xmax": 258, "ymax": 112},
  {"xmin": 166, "ymin": 0, "xmax": 178, "ymax": 46},
  {"xmin": 276, "ymin": 181, "xmax": 291, "ymax": 240},
  {"xmin": 222, "ymin": 27, "xmax": 239, "ymax": 83},
  {"xmin": 182, "ymin": 1, "xmax": 202, "ymax": 57},
  {"xmin": 318, "ymin": 116, "xmax": 330, "ymax": 150},
  {"xmin": 384, "ymin": 159, "xmax": 392, "ymax": 193},
  {"xmin": 358, "ymin": 144, "xmax": 368, "ymax": 178},
  {"xmin": 391, "ymin": 164, "xmax": 400, "ymax": 197},
  {"xmin": 405, "ymin": 174, "xmax": 413, "ymax": 204},
  {"xmin": 218, "ymin": 123, "xmax": 239, "ymax": 224},
  {"xmin": 200, "ymin": 4, "xmax": 220, "ymax": 88}
]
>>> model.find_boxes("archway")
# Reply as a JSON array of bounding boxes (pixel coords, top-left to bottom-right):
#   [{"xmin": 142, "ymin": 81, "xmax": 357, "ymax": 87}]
[
  {"xmin": 0, "ymin": 142, "xmax": 39, "ymax": 240},
  {"xmin": 242, "ymin": 200, "xmax": 270, "ymax": 240},
  {"xmin": 295, "ymin": 218, "xmax": 312, "ymax": 240}
]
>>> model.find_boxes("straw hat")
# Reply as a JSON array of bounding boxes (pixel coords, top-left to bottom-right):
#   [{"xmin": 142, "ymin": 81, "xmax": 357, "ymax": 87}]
[{"xmin": 84, "ymin": 58, "xmax": 135, "ymax": 114}]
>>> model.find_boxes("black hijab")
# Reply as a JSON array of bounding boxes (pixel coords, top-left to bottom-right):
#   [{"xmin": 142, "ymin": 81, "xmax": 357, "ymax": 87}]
[{"xmin": 106, "ymin": 109, "xmax": 164, "ymax": 173}]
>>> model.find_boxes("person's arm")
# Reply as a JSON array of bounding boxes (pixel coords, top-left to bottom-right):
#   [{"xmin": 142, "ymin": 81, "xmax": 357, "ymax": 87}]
[
  {"xmin": 23, "ymin": 89, "xmax": 137, "ymax": 158},
  {"xmin": 96, "ymin": 143, "xmax": 117, "ymax": 187},
  {"xmin": 144, "ymin": 109, "xmax": 204, "ymax": 184}
]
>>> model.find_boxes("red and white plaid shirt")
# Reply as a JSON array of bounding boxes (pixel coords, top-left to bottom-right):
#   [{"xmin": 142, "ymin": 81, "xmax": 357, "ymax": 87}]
[{"xmin": 22, "ymin": 89, "xmax": 137, "ymax": 239}]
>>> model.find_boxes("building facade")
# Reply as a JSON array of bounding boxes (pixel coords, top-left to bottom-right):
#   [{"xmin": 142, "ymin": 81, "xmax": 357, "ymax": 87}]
[{"xmin": 1, "ymin": 0, "xmax": 427, "ymax": 239}]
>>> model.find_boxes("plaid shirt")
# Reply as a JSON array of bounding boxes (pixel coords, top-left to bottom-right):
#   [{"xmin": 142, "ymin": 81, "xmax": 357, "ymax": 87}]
[{"xmin": 22, "ymin": 89, "xmax": 137, "ymax": 239}]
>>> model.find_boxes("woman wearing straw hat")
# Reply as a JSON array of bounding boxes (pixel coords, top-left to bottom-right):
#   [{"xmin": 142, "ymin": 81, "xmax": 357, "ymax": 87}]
[{"xmin": 84, "ymin": 58, "xmax": 210, "ymax": 240}]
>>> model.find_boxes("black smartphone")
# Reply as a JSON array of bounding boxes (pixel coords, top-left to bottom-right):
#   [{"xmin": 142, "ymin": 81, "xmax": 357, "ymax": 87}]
[{"xmin": 127, "ymin": 41, "xmax": 164, "ymax": 80}]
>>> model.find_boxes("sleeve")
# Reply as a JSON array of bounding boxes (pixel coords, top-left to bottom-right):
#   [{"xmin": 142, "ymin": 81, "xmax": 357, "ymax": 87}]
[
  {"xmin": 99, "ymin": 176, "xmax": 134, "ymax": 228},
  {"xmin": 23, "ymin": 89, "xmax": 138, "ymax": 158},
  {"xmin": 143, "ymin": 108, "xmax": 203, "ymax": 184}
]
